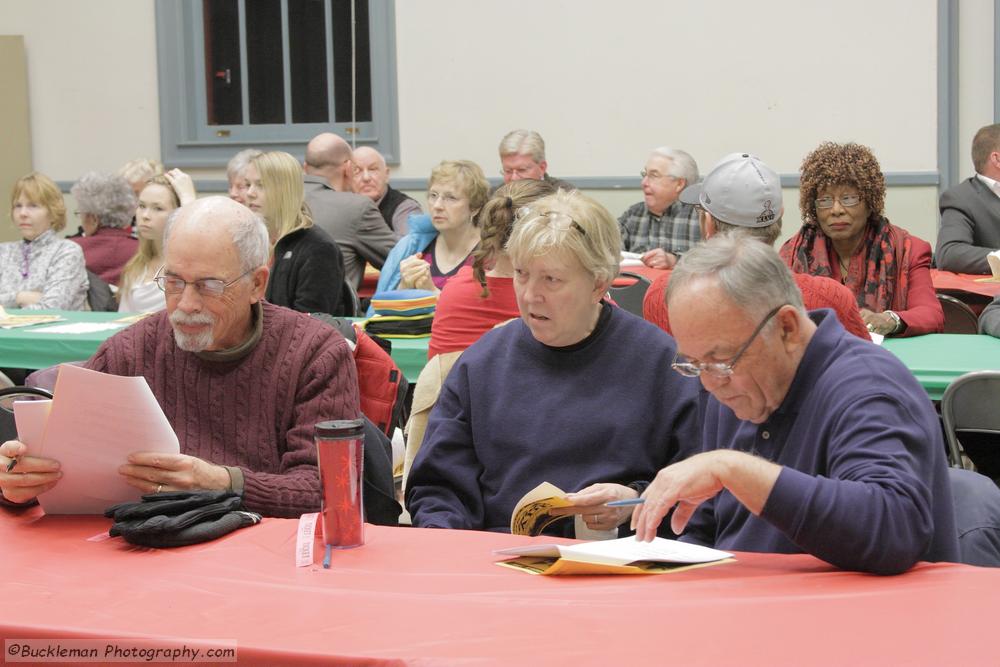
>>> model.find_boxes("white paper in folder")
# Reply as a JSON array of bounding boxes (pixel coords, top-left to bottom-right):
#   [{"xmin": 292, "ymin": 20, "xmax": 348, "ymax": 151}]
[{"xmin": 14, "ymin": 363, "xmax": 179, "ymax": 514}]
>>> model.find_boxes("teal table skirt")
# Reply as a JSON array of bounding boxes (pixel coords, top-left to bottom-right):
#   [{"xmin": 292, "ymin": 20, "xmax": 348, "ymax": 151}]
[
  {"xmin": 4, "ymin": 311, "xmax": 997, "ymax": 397},
  {"xmin": 882, "ymin": 334, "xmax": 1000, "ymax": 401},
  {"xmin": 0, "ymin": 310, "xmax": 429, "ymax": 383}
]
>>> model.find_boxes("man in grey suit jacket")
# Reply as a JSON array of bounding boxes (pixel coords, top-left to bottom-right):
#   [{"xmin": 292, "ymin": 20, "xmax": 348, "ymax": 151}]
[
  {"xmin": 936, "ymin": 123, "xmax": 1000, "ymax": 274},
  {"xmin": 302, "ymin": 133, "xmax": 398, "ymax": 290}
]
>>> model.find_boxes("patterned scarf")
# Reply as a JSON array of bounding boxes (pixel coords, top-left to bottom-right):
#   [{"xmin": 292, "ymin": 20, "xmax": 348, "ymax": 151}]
[{"xmin": 779, "ymin": 216, "xmax": 912, "ymax": 312}]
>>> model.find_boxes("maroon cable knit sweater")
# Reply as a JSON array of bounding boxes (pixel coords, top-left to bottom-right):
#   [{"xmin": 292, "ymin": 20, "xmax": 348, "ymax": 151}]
[{"xmin": 84, "ymin": 301, "xmax": 360, "ymax": 518}]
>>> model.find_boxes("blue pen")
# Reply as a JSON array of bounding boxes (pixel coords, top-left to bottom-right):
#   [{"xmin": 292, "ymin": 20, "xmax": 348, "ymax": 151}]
[
  {"xmin": 606, "ymin": 498, "xmax": 645, "ymax": 507},
  {"xmin": 323, "ymin": 544, "xmax": 333, "ymax": 569}
]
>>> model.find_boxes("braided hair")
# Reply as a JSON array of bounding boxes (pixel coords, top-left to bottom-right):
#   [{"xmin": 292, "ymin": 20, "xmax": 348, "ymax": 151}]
[{"xmin": 471, "ymin": 179, "xmax": 557, "ymax": 296}]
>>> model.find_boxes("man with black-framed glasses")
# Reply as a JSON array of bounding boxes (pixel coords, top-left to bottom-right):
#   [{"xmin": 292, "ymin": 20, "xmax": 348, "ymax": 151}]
[{"xmin": 631, "ymin": 235, "xmax": 958, "ymax": 574}]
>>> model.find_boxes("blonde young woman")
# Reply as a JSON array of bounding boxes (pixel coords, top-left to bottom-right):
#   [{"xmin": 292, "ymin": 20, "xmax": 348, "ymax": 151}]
[
  {"xmin": 118, "ymin": 175, "xmax": 182, "ymax": 313},
  {"xmin": 244, "ymin": 151, "xmax": 346, "ymax": 315}
]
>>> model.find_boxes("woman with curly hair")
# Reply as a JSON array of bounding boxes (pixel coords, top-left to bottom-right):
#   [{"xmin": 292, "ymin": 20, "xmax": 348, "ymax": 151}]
[
  {"xmin": 779, "ymin": 142, "xmax": 943, "ymax": 337},
  {"xmin": 428, "ymin": 179, "xmax": 557, "ymax": 358},
  {"xmin": 70, "ymin": 172, "xmax": 139, "ymax": 287}
]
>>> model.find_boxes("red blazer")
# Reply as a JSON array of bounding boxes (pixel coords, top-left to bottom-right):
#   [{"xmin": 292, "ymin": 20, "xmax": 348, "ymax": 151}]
[
  {"xmin": 823, "ymin": 236, "xmax": 943, "ymax": 337},
  {"xmin": 888, "ymin": 237, "xmax": 944, "ymax": 336}
]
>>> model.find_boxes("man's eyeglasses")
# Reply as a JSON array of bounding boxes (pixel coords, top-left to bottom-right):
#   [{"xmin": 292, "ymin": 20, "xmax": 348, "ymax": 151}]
[
  {"xmin": 815, "ymin": 194, "xmax": 861, "ymax": 209},
  {"xmin": 671, "ymin": 304, "xmax": 786, "ymax": 378},
  {"xmin": 640, "ymin": 169, "xmax": 678, "ymax": 182},
  {"xmin": 154, "ymin": 268, "xmax": 252, "ymax": 298}
]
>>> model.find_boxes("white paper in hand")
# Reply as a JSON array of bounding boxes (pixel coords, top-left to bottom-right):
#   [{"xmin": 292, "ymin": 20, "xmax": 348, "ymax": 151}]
[
  {"xmin": 29, "ymin": 364, "xmax": 180, "ymax": 514},
  {"xmin": 988, "ymin": 250, "xmax": 1000, "ymax": 279},
  {"xmin": 13, "ymin": 399, "xmax": 51, "ymax": 449}
]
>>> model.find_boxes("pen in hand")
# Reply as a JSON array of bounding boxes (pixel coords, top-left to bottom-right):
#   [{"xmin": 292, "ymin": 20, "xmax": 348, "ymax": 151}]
[
  {"xmin": 605, "ymin": 498, "xmax": 645, "ymax": 507},
  {"xmin": 5, "ymin": 457, "xmax": 17, "ymax": 472}
]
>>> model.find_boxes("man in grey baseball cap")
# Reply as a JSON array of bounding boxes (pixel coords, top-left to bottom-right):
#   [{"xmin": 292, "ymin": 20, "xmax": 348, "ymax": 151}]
[
  {"xmin": 680, "ymin": 152, "xmax": 782, "ymax": 233},
  {"xmin": 643, "ymin": 153, "xmax": 870, "ymax": 340}
]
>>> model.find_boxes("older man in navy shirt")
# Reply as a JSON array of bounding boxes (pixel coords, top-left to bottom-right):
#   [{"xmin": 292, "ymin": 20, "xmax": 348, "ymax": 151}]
[{"xmin": 632, "ymin": 236, "xmax": 958, "ymax": 574}]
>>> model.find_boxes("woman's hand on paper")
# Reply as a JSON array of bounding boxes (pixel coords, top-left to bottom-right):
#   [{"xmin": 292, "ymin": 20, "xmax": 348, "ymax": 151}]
[
  {"xmin": 549, "ymin": 482, "xmax": 638, "ymax": 532},
  {"xmin": 120, "ymin": 451, "xmax": 231, "ymax": 494},
  {"xmin": 0, "ymin": 439, "xmax": 62, "ymax": 504}
]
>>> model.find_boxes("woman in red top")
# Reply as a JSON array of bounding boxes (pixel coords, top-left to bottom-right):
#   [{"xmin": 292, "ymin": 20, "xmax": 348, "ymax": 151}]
[
  {"xmin": 780, "ymin": 142, "xmax": 943, "ymax": 337},
  {"xmin": 70, "ymin": 172, "xmax": 139, "ymax": 287},
  {"xmin": 429, "ymin": 179, "xmax": 558, "ymax": 358}
]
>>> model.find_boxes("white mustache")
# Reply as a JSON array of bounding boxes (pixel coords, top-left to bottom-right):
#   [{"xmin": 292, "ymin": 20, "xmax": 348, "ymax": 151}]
[{"xmin": 169, "ymin": 311, "xmax": 214, "ymax": 327}]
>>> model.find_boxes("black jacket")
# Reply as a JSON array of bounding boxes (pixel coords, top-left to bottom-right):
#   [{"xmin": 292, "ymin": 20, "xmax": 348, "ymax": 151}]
[{"xmin": 266, "ymin": 226, "xmax": 346, "ymax": 316}]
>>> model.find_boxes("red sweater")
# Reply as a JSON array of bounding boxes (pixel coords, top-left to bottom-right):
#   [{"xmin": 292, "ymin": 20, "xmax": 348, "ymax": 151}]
[
  {"xmin": 428, "ymin": 266, "xmax": 520, "ymax": 358},
  {"xmin": 71, "ymin": 226, "xmax": 138, "ymax": 286},
  {"xmin": 643, "ymin": 270, "xmax": 871, "ymax": 340},
  {"xmin": 85, "ymin": 302, "xmax": 360, "ymax": 517}
]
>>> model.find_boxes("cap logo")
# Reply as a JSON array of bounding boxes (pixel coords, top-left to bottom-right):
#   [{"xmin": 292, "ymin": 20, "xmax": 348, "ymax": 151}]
[{"xmin": 757, "ymin": 200, "xmax": 775, "ymax": 224}]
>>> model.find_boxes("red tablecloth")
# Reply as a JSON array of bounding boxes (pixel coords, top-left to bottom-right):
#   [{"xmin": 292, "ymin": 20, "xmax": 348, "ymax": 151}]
[
  {"xmin": 1, "ymin": 507, "xmax": 997, "ymax": 666},
  {"xmin": 358, "ymin": 265, "xmax": 380, "ymax": 299},
  {"xmin": 613, "ymin": 264, "xmax": 669, "ymax": 287},
  {"xmin": 930, "ymin": 269, "xmax": 1000, "ymax": 298},
  {"xmin": 615, "ymin": 267, "xmax": 1000, "ymax": 300}
]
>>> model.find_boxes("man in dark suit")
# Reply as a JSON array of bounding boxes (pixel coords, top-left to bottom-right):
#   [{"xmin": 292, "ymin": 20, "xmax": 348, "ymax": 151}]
[
  {"xmin": 302, "ymin": 133, "xmax": 398, "ymax": 290},
  {"xmin": 936, "ymin": 123, "xmax": 1000, "ymax": 274}
]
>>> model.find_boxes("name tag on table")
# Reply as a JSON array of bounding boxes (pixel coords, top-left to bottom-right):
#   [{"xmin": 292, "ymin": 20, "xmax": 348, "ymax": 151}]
[{"xmin": 296, "ymin": 512, "xmax": 319, "ymax": 567}]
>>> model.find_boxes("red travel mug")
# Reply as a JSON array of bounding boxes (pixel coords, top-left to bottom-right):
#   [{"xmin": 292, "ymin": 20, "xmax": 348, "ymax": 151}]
[{"xmin": 315, "ymin": 419, "xmax": 365, "ymax": 548}]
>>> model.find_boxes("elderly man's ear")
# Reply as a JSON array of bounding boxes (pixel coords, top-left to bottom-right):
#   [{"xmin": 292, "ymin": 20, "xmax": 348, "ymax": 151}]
[
  {"xmin": 699, "ymin": 211, "xmax": 717, "ymax": 239},
  {"xmin": 249, "ymin": 267, "xmax": 270, "ymax": 303},
  {"xmin": 776, "ymin": 306, "xmax": 806, "ymax": 351}
]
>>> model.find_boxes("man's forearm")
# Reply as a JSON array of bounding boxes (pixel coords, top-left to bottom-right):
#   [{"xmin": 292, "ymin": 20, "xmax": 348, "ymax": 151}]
[{"xmin": 716, "ymin": 450, "xmax": 782, "ymax": 516}]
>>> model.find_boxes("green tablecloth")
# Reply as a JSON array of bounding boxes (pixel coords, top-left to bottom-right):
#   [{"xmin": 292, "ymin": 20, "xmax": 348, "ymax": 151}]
[
  {"xmin": 0, "ymin": 310, "xmax": 430, "ymax": 383},
  {"xmin": 0, "ymin": 310, "xmax": 126, "ymax": 370},
  {"xmin": 4, "ymin": 311, "xmax": 996, "ymax": 396},
  {"xmin": 882, "ymin": 334, "xmax": 1000, "ymax": 401}
]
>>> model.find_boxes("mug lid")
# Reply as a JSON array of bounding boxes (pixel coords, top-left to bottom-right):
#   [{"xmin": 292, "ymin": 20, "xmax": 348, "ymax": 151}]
[{"xmin": 315, "ymin": 418, "xmax": 365, "ymax": 438}]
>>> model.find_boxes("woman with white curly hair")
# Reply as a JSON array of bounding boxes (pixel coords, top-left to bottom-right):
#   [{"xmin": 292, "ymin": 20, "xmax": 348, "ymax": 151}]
[{"xmin": 70, "ymin": 172, "xmax": 139, "ymax": 286}]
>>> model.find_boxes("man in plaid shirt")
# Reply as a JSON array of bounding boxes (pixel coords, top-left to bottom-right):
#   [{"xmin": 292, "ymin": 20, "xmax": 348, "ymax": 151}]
[{"xmin": 619, "ymin": 147, "xmax": 701, "ymax": 268}]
